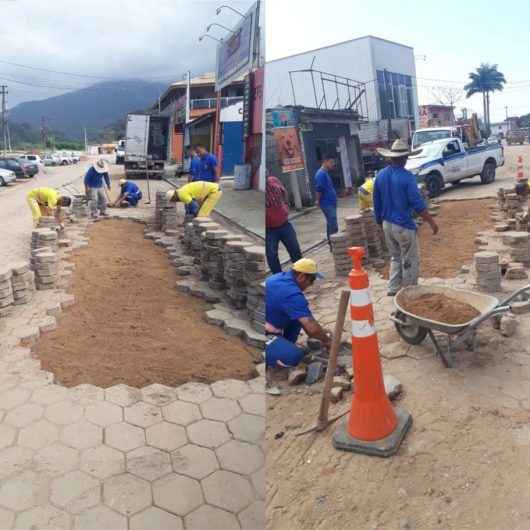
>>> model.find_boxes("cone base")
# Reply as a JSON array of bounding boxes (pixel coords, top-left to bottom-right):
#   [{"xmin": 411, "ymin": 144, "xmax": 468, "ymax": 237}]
[{"xmin": 332, "ymin": 407, "xmax": 412, "ymax": 458}]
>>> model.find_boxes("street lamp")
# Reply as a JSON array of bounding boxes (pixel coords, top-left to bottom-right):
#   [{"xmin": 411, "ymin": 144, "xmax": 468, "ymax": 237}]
[
  {"xmin": 198, "ymin": 34, "xmax": 223, "ymax": 43},
  {"xmin": 206, "ymin": 22, "xmax": 236, "ymax": 34},
  {"xmin": 215, "ymin": 5, "xmax": 245, "ymax": 17}
]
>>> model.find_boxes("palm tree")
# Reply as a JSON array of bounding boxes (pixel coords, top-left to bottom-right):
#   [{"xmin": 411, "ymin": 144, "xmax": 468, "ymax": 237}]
[{"xmin": 464, "ymin": 63, "xmax": 506, "ymax": 132}]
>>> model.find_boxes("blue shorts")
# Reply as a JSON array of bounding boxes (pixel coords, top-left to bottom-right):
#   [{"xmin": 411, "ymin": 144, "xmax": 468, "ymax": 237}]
[{"xmin": 265, "ymin": 336, "xmax": 304, "ymax": 368}]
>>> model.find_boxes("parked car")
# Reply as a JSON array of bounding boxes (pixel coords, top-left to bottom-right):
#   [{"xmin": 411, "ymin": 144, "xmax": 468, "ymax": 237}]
[
  {"xmin": 0, "ymin": 158, "xmax": 26, "ymax": 179},
  {"xmin": 19, "ymin": 154, "xmax": 42, "ymax": 165},
  {"xmin": 16, "ymin": 158, "xmax": 38, "ymax": 177},
  {"xmin": 69, "ymin": 152, "xmax": 80, "ymax": 164},
  {"xmin": 42, "ymin": 154, "xmax": 59, "ymax": 166},
  {"xmin": 54, "ymin": 152, "xmax": 72, "ymax": 165},
  {"xmin": 506, "ymin": 129, "xmax": 526, "ymax": 146},
  {"xmin": 0, "ymin": 168, "xmax": 16, "ymax": 186}
]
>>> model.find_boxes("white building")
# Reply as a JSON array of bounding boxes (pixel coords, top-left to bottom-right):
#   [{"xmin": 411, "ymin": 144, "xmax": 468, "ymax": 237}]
[{"xmin": 265, "ymin": 35, "xmax": 419, "ymax": 129}]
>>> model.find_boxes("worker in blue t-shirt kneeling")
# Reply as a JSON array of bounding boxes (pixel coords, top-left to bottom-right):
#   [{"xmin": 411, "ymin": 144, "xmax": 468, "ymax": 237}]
[{"xmin": 110, "ymin": 179, "xmax": 143, "ymax": 208}]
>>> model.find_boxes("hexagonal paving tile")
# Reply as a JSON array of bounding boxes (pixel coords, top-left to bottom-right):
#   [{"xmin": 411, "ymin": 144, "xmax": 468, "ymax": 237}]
[
  {"xmin": 200, "ymin": 397, "xmax": 242, "ymax": 422},
  {"xmin": 146, "ymin": 421, "xmax": 187, "ymax": 452},
  {"xmin": 127, "ymin": 445, "xmax": 172, "ymax": 481},
  {"xmin": 105, "ymin": 384, "xmax": 142, "ymax": 407},
  {"xmin": 186, "ymin": 420, "xmax": 230, "ymax": 449},
  {"xmin": 238, "ymin": 394, "xmax": 265, "ymax": 416},
  {"xmin": 124, "ymin": 402, "xmax": 163, "ymax": 428},
  {"xmin": 141, "ymin": 384, "xmax": 177, "ymax": 406},
  {"xmin": 239, "ymin": 500, "xmax": 265, "ymax": 530},
  {"xmin": 202, "ymin": 470, "xmax": 254, "ymax": 513},
  {"xmin": 50, "ymin": 470, "xmax": 101, "ymax": 514},
  {"xmin": 18, "ymin": 419, "xmax": 59, "ymax": 450},
  {"xmin": 34, "ymin": 443, "xmax": 80, "ymax": 477},
  {"xmin": 61, "ymin": 420, "xmax": 102, "ymax": 450},
  {"xmin": 0, "ymin": 507, "xmax": 14, "ymax": 530},
  {"xmin": 4, "ymin": 402, "xmax": 44, "ymax": 428},
  {"xmin": 0, "ymin": 387, "xmax": 31, "ymax": 409},
  {"xmin": 171, "ymin": 444, "xmax": 219, "ymax": 480},
  {"xmin": 247, "ymin": 377, "xmax": 265, "ymax": 395},
  {"xmin": 211, "ymin": 379, "xmax": 250, "ymax": 400},
  {"xmin": 103, "ymin": 473, "xmax": 152, "ymax": 516},
  {"xmin": 175, "ymin": 382, "xmax": 212, "ymax": 404},
  {"xmin": 228, "ymin": 414, "xmax": 264, "ymax": 443},
  {"xmin": 130, "ymin": 506, "xmax": 183, "ymax": 530},
  {"xmin": 0, "ymin": 446, "xmax": 34, "ymax": 480},
  {"xmin": 152, "ymin": 473, "xmax": 203, "ymax": 517},
  {"xmin": 105, "ymin": 422, "xmax": 145, "ymax": 452},
  {"xmin": 81, "ymin": 445, "xmax": 125, "ymax": 479},
  {"xmin": 31, "ymin": 384, "xmax": 69, "ymax": 405},
  {"xmin": 0, "ymin": 423, "xmax": 16, "ymax": 449},
  {"xmin": 216, "ymin": 440, "xmax": 264, "ymax": 475},
  {"xmin": 85, "ymin": 401, "xmax": 123, "ymax": 427},
  {"xmin": 251, "ymin": 467, "xmax": 265, "ymax": 500},
  {"xmin": 69, "ymin": 384, "xmax": 105, "ymax": 405},
  {"xmin": 163, "ymin": 400, "xmax": 202, "ymax": 426},
  {"xmin": 185, "ymin": 505, "xmax": 240, "ymax": 530},
  {"xmin": 45, "ymin": 400, "xmax": 83, "ymax": 425},
  {"xmin": 13, "ymin": 504, "xmax": 71, "ymax": 530},
  {"xmin": 73, "ymin": 505, "xmax": 127, "ymax": 530},
  {"xmin": 0, "ymin": 470, "xmax": 49, "ymax": 511}
]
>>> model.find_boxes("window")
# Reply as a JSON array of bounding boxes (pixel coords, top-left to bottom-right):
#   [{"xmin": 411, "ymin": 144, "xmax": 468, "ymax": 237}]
[{"xmin": 376, "ymin": 69, "xmax": 414, "ymax": 119}]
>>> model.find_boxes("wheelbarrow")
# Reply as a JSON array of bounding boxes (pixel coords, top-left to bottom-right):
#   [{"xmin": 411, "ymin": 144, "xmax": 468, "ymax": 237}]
[{"xmin": 390, "ymin": 284, "xmax": 530, "ymax": 367}]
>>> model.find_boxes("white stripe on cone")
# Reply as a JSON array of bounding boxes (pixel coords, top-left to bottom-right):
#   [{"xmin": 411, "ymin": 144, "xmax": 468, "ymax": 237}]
[
  {"xmin": 350, "ymin": 288, "xmax": 372, "ymax": 307},
  {"xmin": 351, "ymin": 320, "xmax": 376, "ymax": 338}
]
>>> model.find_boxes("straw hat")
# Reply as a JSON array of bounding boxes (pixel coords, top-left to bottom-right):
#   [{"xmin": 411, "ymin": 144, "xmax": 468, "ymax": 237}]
[
  {"xmin": 92, "ymin": 159, "xmax": 109, "ymax": 173},
  {"xmin": 376, "ymin": 139, "xmax": 420, "ymax": 158}
]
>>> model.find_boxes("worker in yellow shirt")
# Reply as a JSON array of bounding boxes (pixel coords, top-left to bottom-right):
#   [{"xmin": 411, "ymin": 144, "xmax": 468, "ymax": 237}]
[
  {"xmin": 26, "ymin": 187, "xmax": 71, "ymax": 227},
  {"xmin": 165, "ymin": 181, "xmax": 222, "ymax": 218},
  {"xmin": 358, "ymin": 172, "xmax": 376, "ymax": 210}
]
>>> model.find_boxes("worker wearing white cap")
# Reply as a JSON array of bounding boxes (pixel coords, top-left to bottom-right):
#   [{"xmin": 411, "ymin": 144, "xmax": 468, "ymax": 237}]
[
  {"xmin": 165, "ymin": 181, "xmax": 222, "ymax": 218},
  {"xmin": 110, "ymin": 178, "xmax": 143, "ymax": 208}
]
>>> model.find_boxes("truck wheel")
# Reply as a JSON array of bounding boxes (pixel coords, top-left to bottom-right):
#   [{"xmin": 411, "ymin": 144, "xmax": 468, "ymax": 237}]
[
  {"xmin": 480, "ymin": 161, "xmax": 496, "ymax": 184},
  {"xmin": 426, "ymin": 173, "xmax": 443, "ymax": 198}
]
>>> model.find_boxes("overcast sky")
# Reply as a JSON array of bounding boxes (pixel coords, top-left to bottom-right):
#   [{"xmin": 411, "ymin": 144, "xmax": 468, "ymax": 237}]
[
  {"xmin": 266, "ymin": 0, "xmax": 530, "ymax": 123},
  {"xmin": 0, "ymin": 0, "xmax": 253, "ymax": 108}
]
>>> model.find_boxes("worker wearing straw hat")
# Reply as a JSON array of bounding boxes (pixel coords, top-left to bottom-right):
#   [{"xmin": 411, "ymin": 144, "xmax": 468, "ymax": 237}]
[
  {"xmin": 165, "ymin": 181, "xmax": 222, "ymax": 218},
  {"xmin": 374, "ymin": 139, "xmax": 439, "ymax": 296},
  {"xmin": 84, "ymin": 159, "xmax": 111, "ymax": 219},
  {"xmin": 110, "ymin": 179, "xmax": 143, "ymax": 208}
]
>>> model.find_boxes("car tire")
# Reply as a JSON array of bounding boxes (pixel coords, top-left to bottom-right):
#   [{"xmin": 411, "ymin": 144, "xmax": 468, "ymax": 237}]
[
  {"xmin": 480, "ymin": 161, "xmax": 496, "ymax": 184},
  {"xmin": 426, "ymin": 172, "xmax": 443, "ymax": 198},
  {"xmin": 0, "ymin": 177, "xmax": 5, "ymax": 186},
  {"xmin": 61, "ymin": 160, "xmax": 68, "ymax": 166}
]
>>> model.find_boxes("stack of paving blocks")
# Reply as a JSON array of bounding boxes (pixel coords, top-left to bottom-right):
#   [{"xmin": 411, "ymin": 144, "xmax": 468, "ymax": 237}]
[
  {"xmin": 360, "ymin": 209, "xmax": 385, "ymax": 258},
  {"xmin": 473, "ymin": 251, "xmax": 501, "ymax": 292},
  {"xmin": 202, "ymin": 228, "xmax": 229, "ymax": 288},
  {"xmin": 193, "ymin": 221, "xmax": 219, "ymax": 268},
  {"xmin": 71, "ymin": 197, "xmax": 90, "ymax": 218},
  {"xmin": 155, "ymin": 190, "xmax": 173, "ymax": 230},
  {"xmin": 0, "ymin": 268, "xmax": 14, "ymax": 318},
  {"xmin": 498, "ymin": 189, "xmax": 526, "ymax": 218},
  {"xmin": 38, "ymin": 216, "xmax": 59, "ymax": 229},
  {"xmin": 160, "ymin": 206, "xmax": 178, "ymax": 232},
  {"xmin": 515, "ymin": 211, "xmax": 530, "ymax": 232},
  {"xmin": 224, "ymin": 240, "xmax": 250, "ymax": 309},
  {"xmin": 10, "ymin": 263, "xmax": 34, "ymax": 305},
  {"xmin": 32, "ymin": 250, "xmax": 59, "ymax": 290},
  {"xmin": 243, "ymin": 246, "xmax": 267, "ymax": 332},
  {"xmin": 31, "ymin": 228, "xmax": 58, "ymax": 252},
  {"xmin": 344, "ymin": 215, "xmax": 366, "ymax": 248},
  {"xmin": 330, "ymin": 232, "xmax": 352, "ymax": 276},
  {"xmin": 503, "ymin": 231, "xmax": 530, "ymax": 266},
  {"xmin": 181, "ymin": 222, "xmax": 194, "ymax": 254}
]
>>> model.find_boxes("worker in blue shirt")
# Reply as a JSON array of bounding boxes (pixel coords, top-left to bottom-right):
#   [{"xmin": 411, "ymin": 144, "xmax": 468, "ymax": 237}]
[
  {"xmin": 188, "ymin": 146, "xmax": 201, "ymax": 182},
  {"xmin": 110, "ymin": 179, "xmax": 143, "ymax": 207},
  {"xmin": 195, "ymin": 144, "xmax": 218, "ymax": 182},
  {"xmin": 374, "ymin": 139, "xmax": 439, "ymax": 296},
  {"xmin": 265, "ymin": 258, "xmax": 331, "ymax": 368},
  {"xmin": 314, "ymin": 153, "xmax": 338, "ymax": 250},
  {"xmin": 84, "ymin": 159, "xmax": 111, "ymax": 218}
]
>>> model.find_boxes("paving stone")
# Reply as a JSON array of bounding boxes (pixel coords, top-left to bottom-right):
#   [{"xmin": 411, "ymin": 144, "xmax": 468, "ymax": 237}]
[
  {"xmin": 69, "ymin": 384, "xmax": 105, "ymax": 405},
  {"xmin": 45, "ymin": 400, "xmax": 84, "ymax": 425},
  {"xmin": 171, "ymin": 444, "xmax": 219, "ymax": 480},
  {"xmin": 200, "ymin": 397, "xmax": 242, "ymax": 422},
  {"xmin": 18, "ymin": 419, "xmax": 59, "ymax": 449},
  {"xmin": 85, "ymin": 401, "xmax": 123, "ymax": 427},
  {"xmin": 0, "ymin": 508, "xmax": 14, "ymax": 530},
  {"xmin": 216, "ymin": 440, "xmax": 264, "ymax": 476},
  {"xmin": 247, "ymin": 377, "xmax": 265, "ymax": 395},
  {"xmin": 185, "ymin": 505, "xmax": 240, "ymax": 530},
  {"xmin": 146, "ymin": 421, "xmax": 187, "ymax": 452},
  {"xmin": 163, "ymin": 400, "xmax": 202, "ymax": 426},
  {"xmin": 239, "ymin": 394, "xmax": 265, "ymax": 416},
  {"xmin": 103, "ymin": 473, "xmax": 152, "ymax": 516},
  {"xmin": 141, "ymin": 383, "xmax": 177, "ymax": 406},
  {"xmin": 50, "ymin": 470, "xmax": 100, "ymax": 514},
  {"xmin": 105, "ymin": 384, "xmax": 142, "ymax": 407},
  {"xmin": 0, "ymin": 470, "xmax": 50, "ymax": 511},
  {"xmin": 202, "ymin": 470, "xmax": 255, "ymax": 513},
  {"xmin": 5, "ymin": 402, "xmax": 44, "ymax": 428},
  {"xmin": 0, "ymin": 387, "xmax": 31, "ymax": 409},
  {"xmin": 105, "ymin": 422, "xmax": 146, "ymax": 452},
  {"xmin": 251, "ymin": 467, "xmax": 265, "ymax": 500},
  {"xmin": 73, "ymin": 505, "xmax": 127, "ymax": 530},
  {"xmin": 211, "ymin": 379, "xmax": 250, "ymax": 400},
  {"xmin": 187, "ymin": 419, "xmax": 231, "ymax": 448},
  {"xmin": 228, "ymin": 413, "xmax": 264, "ymax": 443},
  {"xmin": 176, "ymin": 382, "xmax": 212, "ymax": 404},
  {"xmin": 34, "ymin": 443, "xmax": 80, "ymax": 476},
  {"xmin": 130, "ymin": 506, "xmax": 184, "ymax": 530},
  {"xmin": 13, "ymin": 504, "xmax": 72, "ymax": 530},
  {"xmin": 31, "ymin": 384, "xmax": 69, "ymax": 405},
  {"xmin": 124, "ymin": 402, "xmax": 163, "ymax": 428},
  {"xmin": 61, "ymin": 420, "xmax": 103, "ymax": 450},
  {"xmin": 127, "ymin": 445, "xmax": 172, "ymax": 481},
  {"xmin": 239, "ymin": 500, "xmax": 265, "ymax": 530},
  {"xmin": 152, "ymin": 473, "xmax": 203, "ymax": 517},
  {"xmin": 0, "ymin": 446, "xmax": 34, "ymax": 480},
  {"xmin": 80, "ymin": 445, "xmax": 125, "ymax": 479},
  {"xmin": 0, "ymin": 423, "xmax": 16, "ymax": 449}
]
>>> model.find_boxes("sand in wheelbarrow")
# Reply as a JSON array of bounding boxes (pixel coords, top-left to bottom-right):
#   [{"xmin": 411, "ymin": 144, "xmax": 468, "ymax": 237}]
[{"xmin": 400, "ymin": 293, "xmax": 480, "ymax": 325}]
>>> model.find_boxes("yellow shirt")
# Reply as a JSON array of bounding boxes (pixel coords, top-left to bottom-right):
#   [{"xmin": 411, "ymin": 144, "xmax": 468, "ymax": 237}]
[
  {"xmin": 27, "ymin": 187, "xmax": 59, "ymax": 208},
  {"xmin": 177, "ymin": 182, "xmax": 219, "ymax": 204},
  {"xmin": 358, "ymin": 177, "xmax": 374, "ymax": 209}
]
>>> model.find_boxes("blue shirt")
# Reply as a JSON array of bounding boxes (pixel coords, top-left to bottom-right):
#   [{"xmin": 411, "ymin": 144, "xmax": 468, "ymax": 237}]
[
  {"xmin": 373, "ymin": 165, "xmax": 426, "ymax": 231},
  {"xmin": 84, "ymin": 166, "xmax": 110, "ymax": 189},
  {"xmin": 190, "ymin": 155, "xmax": 201, "ymax": 180},
  {"xmin": 197, "ymin": 153, "xmax": 217, "ymax": 182},
  {"xmin": 121, "ymin": 181, "xmax": 141, "ymax": 197},
  {"xmin": 314, "ymin": 168, "xmax": 337, "ymax": 207},
  {"xmin": 266, "ymin": 270, "xmax": 312, "ymax": 331}
]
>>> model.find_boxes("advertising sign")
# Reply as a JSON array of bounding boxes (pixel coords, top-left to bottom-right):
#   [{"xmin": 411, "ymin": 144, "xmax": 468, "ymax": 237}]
[
  {"xmin": 273, "ymin": 127, "xmax": 304, "ymax": 173},
  {"xmin": 271, "ymin": 109, "xmax": 296, "ymax": 128}
]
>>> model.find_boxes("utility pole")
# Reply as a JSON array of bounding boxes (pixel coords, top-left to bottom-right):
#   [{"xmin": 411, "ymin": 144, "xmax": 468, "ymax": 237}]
[
  {"xmin": 0, "ymin": 85, "xmax": 7, "ymax": 156},
  {"xmin": 84, "ymin": 127, "xmax": 88, "ymax": 153}
]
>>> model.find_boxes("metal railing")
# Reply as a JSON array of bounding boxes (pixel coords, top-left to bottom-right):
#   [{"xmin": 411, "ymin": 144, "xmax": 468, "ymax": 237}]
[{"xmin": 190, "ymin": 96, "xmax": 244, "ymax": 110}]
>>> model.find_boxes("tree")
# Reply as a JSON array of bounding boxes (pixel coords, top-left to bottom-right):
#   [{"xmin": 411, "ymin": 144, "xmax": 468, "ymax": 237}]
[{"xmin": 464, "ymin": 63, "xmax": 506, "ymax": 133}]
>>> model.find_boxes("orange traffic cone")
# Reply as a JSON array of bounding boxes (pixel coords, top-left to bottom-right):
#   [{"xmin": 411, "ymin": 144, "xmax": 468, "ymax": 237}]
[
  {"xmin": 333, "ymin": 247, "xmax": 412, "ymax": 457},
  {"xmin": 516, "ymin": 156, "xmax": 525, "ymax": 182}
]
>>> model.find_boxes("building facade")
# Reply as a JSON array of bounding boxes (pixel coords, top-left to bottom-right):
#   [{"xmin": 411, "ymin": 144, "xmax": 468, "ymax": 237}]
[{"xmin": 419, "ymin": 104, "xmax": 455, "ymax": 128}]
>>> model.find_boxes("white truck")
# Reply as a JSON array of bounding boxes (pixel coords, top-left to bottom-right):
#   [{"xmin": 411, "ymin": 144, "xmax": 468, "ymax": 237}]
[
  {"xmin": 406, "ymin": 137, "xmax": 504, "ymax": 197},
  {"xmin": 115, "ymin": 139, "xmax": 125, "ymax": 165}
]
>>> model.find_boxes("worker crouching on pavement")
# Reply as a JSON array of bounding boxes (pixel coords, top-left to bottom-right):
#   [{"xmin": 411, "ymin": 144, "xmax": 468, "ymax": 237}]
[
  {"xmin": 166, "ymin": 181, "xmax": 222, "ymax": 218},
  {"xmin": 111, "ymin": 179, "xmax": 143, "ymax": 208},
  {"xmin": 265, "ymin": 258, "xmax": 331, "ymax": 368},
  {"xmin": 27, "ymin": 187, "xmax": 71, "ymax": 227}
]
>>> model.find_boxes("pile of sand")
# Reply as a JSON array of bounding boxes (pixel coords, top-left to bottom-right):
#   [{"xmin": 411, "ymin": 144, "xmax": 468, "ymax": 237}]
[{"xmin": 400, "ymin": 293, "xmax": 480, "ymax": 325}]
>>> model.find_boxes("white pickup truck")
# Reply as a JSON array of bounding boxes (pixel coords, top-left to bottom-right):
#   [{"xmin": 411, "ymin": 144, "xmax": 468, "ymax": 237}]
[{"xmin": 406, "ymin": 137, "xmax": 504, "ymax": 197}]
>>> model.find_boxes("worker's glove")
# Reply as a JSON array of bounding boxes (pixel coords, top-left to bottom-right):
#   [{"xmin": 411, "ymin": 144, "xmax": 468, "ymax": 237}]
[{"xmin": 185, "ymin": 199, "xmax": 200, "ymax": 217}]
